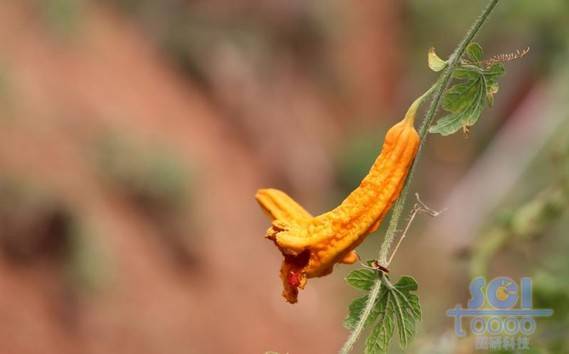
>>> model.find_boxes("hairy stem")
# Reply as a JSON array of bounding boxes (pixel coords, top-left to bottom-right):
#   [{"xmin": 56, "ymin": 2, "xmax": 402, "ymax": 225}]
[
  {"xmin": 339, "ymin": 275, "xmax": 383, "ymax": 353},
  {"xmin": 379, "ymin": 0, "xmax": 500, "ymax": 264},
  {"xmin": 339, "ymin": 1, "xmax": 500, "ymax": 352}
]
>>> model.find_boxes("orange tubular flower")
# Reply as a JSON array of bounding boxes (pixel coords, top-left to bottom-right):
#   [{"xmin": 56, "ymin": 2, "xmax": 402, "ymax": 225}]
[{"xmin": 256, "ymin": 102, "xmax": 421, "ymax": 303}]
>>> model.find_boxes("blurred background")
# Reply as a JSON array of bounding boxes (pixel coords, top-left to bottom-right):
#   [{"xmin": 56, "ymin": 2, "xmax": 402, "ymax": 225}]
[{"xmin": 0, "ymin": 0, "xmax": 568, "ymax": 353}]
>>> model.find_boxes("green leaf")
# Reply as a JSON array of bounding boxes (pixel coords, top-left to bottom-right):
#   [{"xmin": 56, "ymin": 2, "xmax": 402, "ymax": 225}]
[
  {"xmin": 430, "ymin": 77, "xmax": 486, "ymax": 136},
  {"xmin": 451, "ymin": 66, "xmax": 481, "ymax": 81},
  {"xmin": 430, "ymin": 45, "xmax": 506, "ymax": 136},
  {"xmin": 485, "ymin": 62, "xmax": 505, "ymax": 78},
  {"xmin": 466, "ymin": 42, "xmax": 483, "ymax": 62},
  {"xmin": 394, "ymin": 276, "xmax": 419, "ymax": 292},
  {"xmin": 365, "ymin": 314, "xmax": 393, "ymax": 354},
  {"xmin": 392, "ymin": 296, "xmax": 412, "ymax": 348},
  {"xmin": 346, "ymin": 269, "xmax": 377, "ymax": 291},
  {"xmin": 364, "ymin": 293, "xmax": 393, "ymax": 354},
  {"xmin": 357, "ymin": 275, "xmax": 422, "ymax": 354},
  {"xmin": 441, "ymin": 77, "xmax": 481, "ymax": 113},
  {"xmin": 345, "ymin": 295, "xmax": 369, "ymax": 330},
  {"xmin": 344, "ymin": 292, "xmax": 385, "ymax": 330}
]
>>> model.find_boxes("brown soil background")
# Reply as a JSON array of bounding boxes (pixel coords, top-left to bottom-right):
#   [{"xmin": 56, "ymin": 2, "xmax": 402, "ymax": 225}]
[{"xmin": 0, "ymin": 2, "xmax": 405, "ymax": 353}]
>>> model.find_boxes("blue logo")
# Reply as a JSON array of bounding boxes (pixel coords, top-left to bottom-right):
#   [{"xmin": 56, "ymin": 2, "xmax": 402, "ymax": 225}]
[{"xmin": 447, "ymin": 277, "xmax": 553, "ymax": 351}]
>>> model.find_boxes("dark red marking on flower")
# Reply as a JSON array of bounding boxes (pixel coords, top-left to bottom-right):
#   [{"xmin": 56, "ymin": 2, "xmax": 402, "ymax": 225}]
[{"xmin": 287, "ymin": 271, "xmax": 302, "ymax": 287}]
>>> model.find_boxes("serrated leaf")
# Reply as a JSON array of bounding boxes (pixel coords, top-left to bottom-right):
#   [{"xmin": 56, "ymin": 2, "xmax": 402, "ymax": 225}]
[
  {"xmin": 364, "ymin": 297, "xmax": 393, "ymax": 354},
  {"xmin": 394, "ymin": 276, "xmax": 418, "ymax": 292},
  {"xmin": 441, "ymin": 78, "xmax": 481, "ymax": 113},
  {"xmin": 391, "ymin": 291, "xmax": 414, "ymax": 348},
  {"xmin": 344, "ymin": 290, "xmax": 386, "ymax": 331},
  {"xmin": 451, "ymin": 66, "xmax": 481, "ymax": 80},
  {"xmin": 345, "ymin": 295, "xmax": 369, "ymax": 330},
  {"xmin": 346, "ymin": 269, "xmax": 377, "ymax": 291},
  {"xmin": 430, "ymin": 42, "xmax": 506, "ymax": 136},
  {"xmin": 428, "ymin": 47, "xmax": 447, "ymax": 72},
  {"xmin": 357, "ymin": 275, "xmax": 422, "ymax": 354},
  {"xmin": 485, "ymin": 62, "xmax": 505, "ymax": 78},
  {"xmin": 452, "ymin": 67, "xmax": 480, "ymax": 80},
  {"xmin": 405, "ymin": 293, "xmax": 422, "ymax": 321},
  {"xmin": 429, "ymin": 88, "xmax": 485, "ymax": 136},
  {"xmin": 466, "ymin": 42, "xmax": 483, "ymax": 62},
  {"xmin": 431, "ymin": 73, "xmax": 486, "ymax": 136},
  {"xmin": 392, "ymin": 277, "xmax": 422, "ymax": 348}
]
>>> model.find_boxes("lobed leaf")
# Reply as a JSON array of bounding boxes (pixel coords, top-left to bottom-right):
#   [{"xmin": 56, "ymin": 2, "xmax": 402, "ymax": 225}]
[
  {"xmin": 441, "ymin": 76, "xmax": 481, "ymax": 113},
  {"xmin": 364, "ymin": 292, "xmax": 393, "ymax": 354},
  {"xmin": 346, "ymin": 269, "xmax": 377, "ymax": 291},
  {"xmin": 430, "ymin": 43, "xmax": 506, "ymax": 136},
  {"xmin": 344, "ymin": 295, "xmax": 369, "ymax": 330},
  {"xmin": 394, "ymin": 276, "xmax": 419, "ymax": 292},
  {"xmin": 466, "ymin": 42, "xmax": 484, "ymax": 63},
  {"xmin": 391, "ymin": 291, "xmax": 413, "ymax": 348},
  {"xmin": 451, "ymin": 66, "xmax": 481, "ymax": 81},
  {"xmin": 344, "ymin": 290, "xmax": 386, "ymax": 331},
  {"xmin": 485, "ymin": 62, "xmax": 505, "ymax": 77},
  {"xmin": 349, "ymin": 275, "xmax": 423, "ymax": 354},
  {"xmin": 430, "ymin": 79, "xmax": 485, "ymax": 136}
]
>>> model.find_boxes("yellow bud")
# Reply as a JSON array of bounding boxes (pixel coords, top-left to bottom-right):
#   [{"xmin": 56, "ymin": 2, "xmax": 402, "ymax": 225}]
[{"xmin": 428, "ymin": 47, "xmax": 447, "ymax": 72}]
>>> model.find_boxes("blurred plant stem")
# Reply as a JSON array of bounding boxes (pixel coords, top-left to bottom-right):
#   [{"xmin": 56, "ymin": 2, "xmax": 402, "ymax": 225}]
[{"xmin": 339, "ymin": 0, "xmax": 501, "ymax": 352}]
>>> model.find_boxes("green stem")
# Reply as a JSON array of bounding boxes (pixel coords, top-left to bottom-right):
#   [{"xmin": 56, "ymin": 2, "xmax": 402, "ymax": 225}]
[
  {"xmin": 380, "ymin": 0, "xmax": 500, "ymax": 265},
  {"xmin": 340, "ymin": 275, "xmax": 383, "ymax": 354},
  {"xmin": 339, "ymin": 1, "xmax": 500, "ymax": 352},
  {"xmin": 403, "ymin": 82, "xmax": 439, "ymax": 123}
]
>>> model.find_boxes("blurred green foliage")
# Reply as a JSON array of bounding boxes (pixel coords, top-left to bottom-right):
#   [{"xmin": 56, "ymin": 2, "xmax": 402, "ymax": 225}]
[
  {"xmin": 39, "ymin": 0, "xmax": 86, "ymax": 37},
  {"xmin": 94, "ymin": 0, "xmax": 333, "ymax": 92},
  {"xmin": 334, "ymin": 128, "xmax": 387, "ymax": 196},
  {"xmin": 408, "ymin": 0, "xmax": 569, "ymax": 67},
  {"xmin": 93, "ymin": 134, "xmax": 199, "ymax": 266},
  {"xmin": 95, "ymin": 134, "xmax": 191, "ymax": 214},
  {"xmin": 63, "ymin": 220, "xmax": 111, "ymax": 293},
  {"xmin": 469, "ymin": 118, "xmax": 569, "ymax": 353},
  {"xmin": 0, "ymin": 176, "xmax": 109, "ymax": 292}
]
